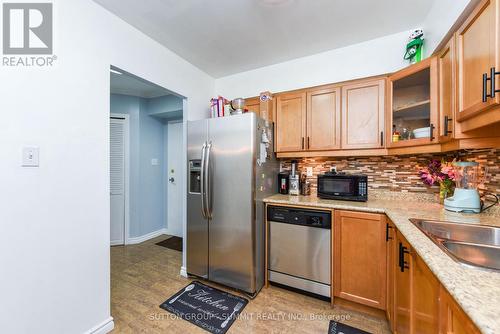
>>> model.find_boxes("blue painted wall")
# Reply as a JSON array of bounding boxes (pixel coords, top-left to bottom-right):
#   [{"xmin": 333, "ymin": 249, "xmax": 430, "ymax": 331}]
[{"xmin": 110, "ymin": 94, "xmax": 182, "ymax": 239}]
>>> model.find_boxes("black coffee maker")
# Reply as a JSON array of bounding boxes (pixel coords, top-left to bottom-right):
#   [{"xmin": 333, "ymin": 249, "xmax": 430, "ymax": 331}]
[{"xmin": 278, "ymin": 172, "xmax": 289, "ymax": 194}]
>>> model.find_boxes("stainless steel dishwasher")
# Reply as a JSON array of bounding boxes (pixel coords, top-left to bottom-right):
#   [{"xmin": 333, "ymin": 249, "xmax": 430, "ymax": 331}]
[{"xmin": 267, "ymin": 206, "xmax": 331, "ymax": 297}]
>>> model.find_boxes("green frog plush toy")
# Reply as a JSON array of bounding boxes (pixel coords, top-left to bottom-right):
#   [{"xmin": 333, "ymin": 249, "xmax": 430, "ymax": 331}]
[{"xmin": 404, "ymin": 29, "xmax": 424, "ymax": 63}]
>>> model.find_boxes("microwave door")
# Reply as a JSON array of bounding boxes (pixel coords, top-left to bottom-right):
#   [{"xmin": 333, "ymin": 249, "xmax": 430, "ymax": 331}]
[{"xmin": 322, "ymin": 178, "xmax": 355, "ymax": 196}]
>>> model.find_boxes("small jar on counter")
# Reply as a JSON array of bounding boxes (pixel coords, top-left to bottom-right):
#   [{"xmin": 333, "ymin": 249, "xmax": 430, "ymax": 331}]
[{"xmin": 300, "ymin": 174, "xmax": 311, "ymax": 196}]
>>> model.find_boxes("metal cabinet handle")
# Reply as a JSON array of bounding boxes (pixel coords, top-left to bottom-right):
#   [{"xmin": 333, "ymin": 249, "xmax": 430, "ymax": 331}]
[
  {"xmin": 205, "ymin": 141, "xmax": 212, "ymax": 219},
  {"xmin": 302, "ymin": 137, "xmax": 305, "ymax": 150},
  {"xmin": 386, "ymin": 223, "xmax": 394, "ymax": 242},
  {"xmin": 200, "ymin": 142, "xmax": 208, "ymax": 219},
  {"xmin": 307, "ymin": 136, "xmax": 310, "ymax": 149},
  {"xmin": 483, "ymin": 72, "xmax": 489, "ymax": 102},
  {"xmin": 444, "ymin": 116, "xmax": 453, "ymax": 136},
  {"xmin": 430, "ymin": 124, "xmax": 435, "ymax": 141},
  {"xmin": 482, "ymin": 67, "xmax": 500, "ymax": 102},
  {"xmin": 380, "ymin": 131, "xmax": 384, "ymax": 147},
  {"xmin": 398, "ymin": 242, "xmax": 410, "ymax": 272},
  {"xmin": 490, "ymin": 67, "xmax": 500, "ymax": 99}
]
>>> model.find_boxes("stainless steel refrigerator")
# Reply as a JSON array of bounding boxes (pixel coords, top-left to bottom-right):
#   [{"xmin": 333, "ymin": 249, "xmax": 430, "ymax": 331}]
[{"xmin": 187, "ymin": 113, "xmax": 277, "ymax": 295}]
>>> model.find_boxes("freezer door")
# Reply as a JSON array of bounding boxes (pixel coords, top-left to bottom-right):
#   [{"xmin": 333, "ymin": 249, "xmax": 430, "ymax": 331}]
[
  {"xmin": 187, "ymin": 119, "xmax": 209, "ymax": 278},
  {"xmin": 208, "ymin": 113, "xmax": 257, "ymax": 293}
]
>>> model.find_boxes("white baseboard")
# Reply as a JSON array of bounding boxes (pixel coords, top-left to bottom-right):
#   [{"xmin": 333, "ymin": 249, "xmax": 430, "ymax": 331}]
[
  {"xmin": 86, "ymin": 317, "xmax": 114, "ymax": 334},
  {"xmin": 110, "ymin": 240, "xmax": 123, "ymax": 246},
  {"xmin": 127, "ymin": 228, "xmax": 168, "ymax": 245},
  {"xmin": 180, "ymin": 266, "xmax": 187, "ymax": 278}
]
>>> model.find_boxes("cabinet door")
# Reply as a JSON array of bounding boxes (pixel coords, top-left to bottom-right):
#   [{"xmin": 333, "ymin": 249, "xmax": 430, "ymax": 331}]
[
  {"xmin": 386, "ymin": 221, "xmax": 396, "ymax": 331},
  {"xmin": 306, "ymin": 87, "xmax": 341, "ymax": 150},
  {"xmin": 395, "ymin": 231, "xmax": 412, "ymax": 334},
  {"xmin": 341, "ymin": 79, "xmax": 385, "ymax": 149},
  {"xmin": 412, "ymin": 254, "xmax": 439, "ymax": 334},
  {"xmin": 438, "ymin": 37, "xmax": 455, "ymax": 143},
  {"xmin": 275, "ymin": 92, "xmax": 306, "ymax": 152},
  {"xmin": 456, "ymin": 0, "xmax": 500, "ymax": 124},
  {"xmin": 439, "ymin": 288, "xmax": 481, "ymax": 334},
  {"xmin": 334, "ymin": 210, "xmax": 387, "ymax": 309},
  {"xmin": 388, "ymin": 58, "xmax": 439, "ymax": 148},
  {"xmin": 245, "ymin": 97, "xmax": 261, "ymax": 115}
]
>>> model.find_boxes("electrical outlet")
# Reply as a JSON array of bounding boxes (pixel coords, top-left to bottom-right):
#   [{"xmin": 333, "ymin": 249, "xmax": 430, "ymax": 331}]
[
  {"xmin": 330, "ymin": 166, "xmax": 337, "ymax": 173},
  {"xmin": 306, "ymin": 167, "xmax": 313, "ymax": 177},
  {"xmin": 22, "ymin": 146, "xmax": 39, "ymax": 167}
]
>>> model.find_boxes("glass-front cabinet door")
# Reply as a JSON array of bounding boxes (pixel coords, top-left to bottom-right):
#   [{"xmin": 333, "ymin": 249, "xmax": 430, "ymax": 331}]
[{"xmin": 388, "ymin": 57, "xmax": 439, "ymax": 148}]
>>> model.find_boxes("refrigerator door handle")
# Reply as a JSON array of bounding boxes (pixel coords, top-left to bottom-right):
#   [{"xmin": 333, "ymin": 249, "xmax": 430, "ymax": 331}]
[
  {"xmin": 200, "ymin": 142, "xmax": 208, "ymax": 219},
  {"xmin": 205, "ymin": 141, "xmax": 213, "ymax": 219}
]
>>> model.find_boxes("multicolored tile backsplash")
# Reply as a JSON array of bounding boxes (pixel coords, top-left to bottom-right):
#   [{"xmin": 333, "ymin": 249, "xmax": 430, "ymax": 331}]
[{"xmin": 280, "ymin": 148, "xmax": 500, "ymax": 196}]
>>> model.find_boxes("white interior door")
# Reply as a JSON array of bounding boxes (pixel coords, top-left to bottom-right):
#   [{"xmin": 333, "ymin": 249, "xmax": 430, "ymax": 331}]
[
  {"xmin": 167, "ymin": 121, "xmax": 183, "ymax": 237},
  {"xmin": 110, "ymin": 117, "xmax": 126, "ymax": 245}
]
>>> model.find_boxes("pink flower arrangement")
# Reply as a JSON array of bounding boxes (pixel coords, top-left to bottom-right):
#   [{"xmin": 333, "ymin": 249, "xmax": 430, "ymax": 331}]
[
  {"xmin": 419, "ymin": 159, "xmax": 456, "ymax": 202},
  {"xmin": 419, "ymin": 159, "xmax": 456, "ymax": 186}
]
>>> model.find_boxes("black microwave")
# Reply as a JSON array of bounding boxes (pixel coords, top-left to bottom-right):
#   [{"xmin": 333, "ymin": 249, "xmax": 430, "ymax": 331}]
[{"xmin": 317, "ymin": 173, "xmax": 368, "ymax": 202}]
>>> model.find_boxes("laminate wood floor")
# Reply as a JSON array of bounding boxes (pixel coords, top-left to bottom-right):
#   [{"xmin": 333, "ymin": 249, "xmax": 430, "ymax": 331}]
[{"xmin": 111, "ymin": 236, "xmax": 391, "ymax": 334}]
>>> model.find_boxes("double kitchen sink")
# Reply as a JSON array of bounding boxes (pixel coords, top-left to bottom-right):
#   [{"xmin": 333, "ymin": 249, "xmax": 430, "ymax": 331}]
[{"xmin": 410, "ymin": 219, "xmax": 500, "ymax": 271}]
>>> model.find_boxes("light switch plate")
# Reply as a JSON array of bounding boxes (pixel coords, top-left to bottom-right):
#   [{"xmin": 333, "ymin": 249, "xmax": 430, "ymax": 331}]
[
  {"xmin": 306, "ymin": 167, "xmax": 313, "ymax": 177},
  {"xmin": 22, "ymin": 146, "xmax": 39, "ymax": 167}
]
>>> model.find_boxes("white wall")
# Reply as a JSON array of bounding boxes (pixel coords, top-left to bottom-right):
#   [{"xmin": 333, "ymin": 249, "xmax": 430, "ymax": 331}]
[
  {"xmin": 215, "ymin": 31, "xmax": 410, "ymax": 99},
  {"xmin": 215, "ymin": 0, "xmax": 474, "ymax": 99},
  {"xmin": 0, "ymin": 1, "xmax": 213, "ymax": 334},
  {"xmin": 422, "ymin": 0, "xmax": 473, "ymax": 57}
]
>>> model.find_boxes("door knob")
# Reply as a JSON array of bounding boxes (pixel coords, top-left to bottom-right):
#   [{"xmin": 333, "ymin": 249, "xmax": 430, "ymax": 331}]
[{"xmin": 169, "ymin": 177, "xmax": 175, "ymax": 183}]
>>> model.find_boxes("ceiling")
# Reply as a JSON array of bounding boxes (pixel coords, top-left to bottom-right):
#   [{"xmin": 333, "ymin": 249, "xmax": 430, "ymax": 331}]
[
  {"xmin": 95, "ymin": 0, "xmax": 435, "ymax": 78},
  {"xmin": 110, "ymin": 69, "xmax": 172, "ymax": 98}
]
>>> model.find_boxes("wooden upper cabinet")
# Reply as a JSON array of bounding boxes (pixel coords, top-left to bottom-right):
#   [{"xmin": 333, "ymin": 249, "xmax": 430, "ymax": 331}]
[
  {"xmin": 307, "ymin": 87, "xmax": 341, "ymax": 150},
  {"xmin": 245, "ymin": 97, "xmax": 261, "ymax": 115},
  {"xmin": 341, "ymin": 79, "xmax": 385, "ymax": 149},
  {"xmin": 440, "ymin": 288, "xmax": 481, "ymax": 334},
  {"xmin": 456, "ymin": 0, "xmax": 500, "ymax": 130},
  {"xmin": 334, "ymin": 210, "xmax": 387, "ymax": 309},
  {"xmin": 275, "ymin": 92, "xmax": 306, "ymax": 152},
  {"xmin": 388, "ymin": 57, "xmax": 439, "ymax": 148},
  {"xmin": 438, "ymin": 37, "xmax": 456, "ymax": 143},
  {"xmin": 412, "ymin": 252, "xmax": 440, "ymax": 334},
  {"xmin": 395, "ymin": 231, "xmax": 412, "ymax": 334}
]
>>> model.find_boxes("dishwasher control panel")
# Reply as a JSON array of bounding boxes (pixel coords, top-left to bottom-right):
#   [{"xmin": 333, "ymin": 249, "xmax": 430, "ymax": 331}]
[{"xmin": 267, "ymin": 206, "xmax": 331, "ymax": 229}]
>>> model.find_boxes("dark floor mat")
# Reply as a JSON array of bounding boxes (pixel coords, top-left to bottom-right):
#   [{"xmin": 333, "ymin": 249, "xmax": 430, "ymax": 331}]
[
  {"xmin": 155, "ymin": 236, "xmax": 183, "ymax": 252},
  {"xmin": 160, "ymin": 281, "xmax": 248, "ymax": 334},
  {"xmin": 328, "ymin": 321, "xmax": 371, "ymax": 334}
]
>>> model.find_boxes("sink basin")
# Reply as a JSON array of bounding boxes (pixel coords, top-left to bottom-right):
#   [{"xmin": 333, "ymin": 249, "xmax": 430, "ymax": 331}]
[
  {"xmin": 441, "ymin": 241, "xmax": 500, "ymax": 271},
  {"xmin": 410, "ymin": 219, "xmax": 500, "ymax": 271},
  {"xmin": 411, "ymin": 219, "xmax": 500, "ymax": 247}
]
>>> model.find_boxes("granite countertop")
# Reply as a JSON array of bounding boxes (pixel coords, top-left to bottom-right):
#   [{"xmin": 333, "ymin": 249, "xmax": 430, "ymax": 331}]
[{"xmin": 263, "ymin": 193, "xmax": 500, "ymax": 334}]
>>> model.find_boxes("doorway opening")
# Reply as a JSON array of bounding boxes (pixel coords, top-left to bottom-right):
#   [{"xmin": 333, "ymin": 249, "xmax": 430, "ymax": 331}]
[{"xmin": 109, "ymin": 66, "xmax": 185, "ymax": 246}]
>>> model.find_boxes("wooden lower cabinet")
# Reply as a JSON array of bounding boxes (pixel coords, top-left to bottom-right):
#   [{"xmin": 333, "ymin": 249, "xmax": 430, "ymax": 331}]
[
  {"xmin": 439, "ymin": 288, "xmax": 480, "ymax": 334},
  {"xmin": 412, "ymin": 253, "xmax": 440, "ymax": 333},
  {"xmin": 334, "ymin": 210, "xmax": 387, "ymax": 309},
  {"xmin": 395, "ymin": 231, "xmax": 412, "ymax": 334},
  {"xmin": 386, "ymin": 220, "xmax": 396, "ymax": 331},
  {"xmin": 387, "ymin": 224, "xmax": 479, "ymax": 334}
]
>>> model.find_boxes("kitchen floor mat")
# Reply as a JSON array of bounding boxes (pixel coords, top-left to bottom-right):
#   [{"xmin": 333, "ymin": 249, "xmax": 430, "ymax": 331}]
[
  {"xmin": 155, "ymin": 236, "xmax": 183, "ymax": 252},
  {"xmin": 328, "ymin": 320, "xmax": 371, "ymax": 334},
  {"xmin": 160, "ymin": 281, "xmax": 248, "ymax": 334}
]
